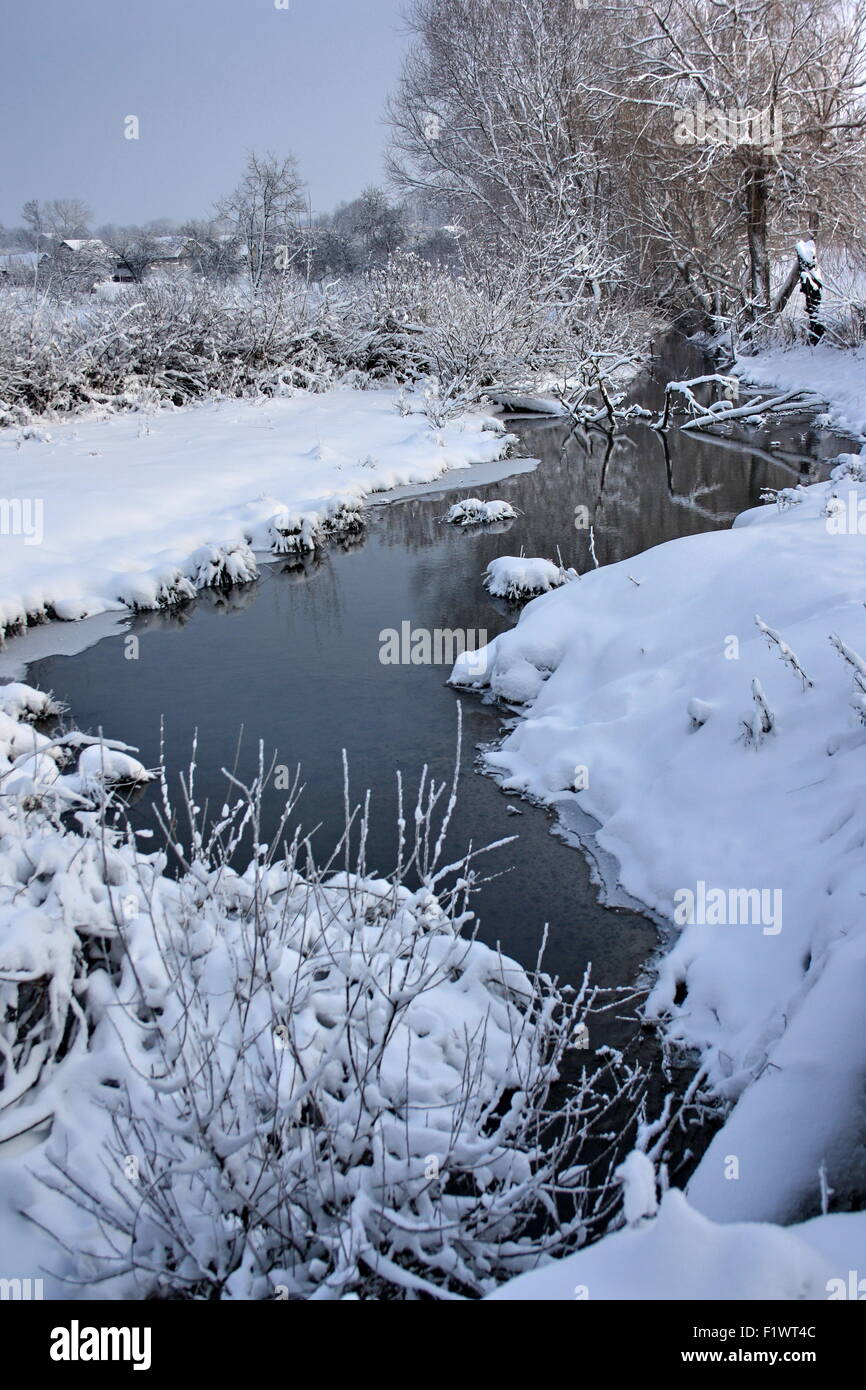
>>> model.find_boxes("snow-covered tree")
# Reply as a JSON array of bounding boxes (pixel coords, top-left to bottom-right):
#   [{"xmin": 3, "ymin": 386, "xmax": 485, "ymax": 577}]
[{"xmin": 217, "ymin": 152, "xmax": 306, "ymax": 291}]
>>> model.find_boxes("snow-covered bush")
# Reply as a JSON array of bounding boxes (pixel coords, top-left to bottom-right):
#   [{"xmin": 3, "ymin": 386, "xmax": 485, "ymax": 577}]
[
  {"xmin": 483, "ymin": 555, "xmax": 579, "ymax": 602},
  {"xmin": 0, "ymin": 691, "xmax": 652, "ymax": 1299},
  {"xmin": 443, "ymin": 498, "xmax": 517, "ymax": 527},
  {"xmin": 0, "ymin": 250, "xmax": 655, "ymax": 425}
]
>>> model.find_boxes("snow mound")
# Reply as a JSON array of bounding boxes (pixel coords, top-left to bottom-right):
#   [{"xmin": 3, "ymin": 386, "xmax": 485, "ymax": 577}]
[
  {"xmin": 488, "ymin": 1179, "xmax": 866, "ymax": 1301},
  {"xmin": 483, "ymin": 555, "xmax": 578, "ymax": 601},
  {"xmin": 443, "ymin": 497, "xmax": 517, "ymax": 526},
  {"xmin": 75, "ymin": 744, "xmax": 153, "ymax": 787}
]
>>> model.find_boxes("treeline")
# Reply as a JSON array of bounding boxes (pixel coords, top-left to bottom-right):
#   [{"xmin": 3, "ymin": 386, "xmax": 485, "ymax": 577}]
[
  {"xmin": 0, "ymin": 169, "xmax": 460, "ymax": 296},
  {"xmin": 389, "ymin": 0, "xmax": 866, "ymax": 339},
  {"xmin": 3, "ymin": 0, "xmax": 866, "ymax": 423}
]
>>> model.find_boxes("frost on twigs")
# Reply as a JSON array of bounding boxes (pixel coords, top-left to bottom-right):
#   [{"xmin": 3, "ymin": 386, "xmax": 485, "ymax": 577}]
[
  {"xmin": 188, "ymin": 541, "xmax": 258, "ymax": 591},
  {"xmin": 755, "ymin": 615, "xmax": 813, "ymax": 689},
  {"xmin": 1, "ymin": 697, "xmax": 657, "ymax": 1300},
  {"xmin": 829, "ymin": 631, "xmax": 866, "ymax": 724},
  {"xmin": 760, "ymin": 485, "xmax": 805, "ymax": 511},
  {"xmin": 267, "ymin": 500, "xmax": 365, "ymax": 555},
  {"xmin": 117, "ymin": 543, "xmax": 259, "ymax": 614}
]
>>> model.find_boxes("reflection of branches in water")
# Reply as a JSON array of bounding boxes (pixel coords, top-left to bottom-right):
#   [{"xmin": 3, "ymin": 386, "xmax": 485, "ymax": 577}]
[
  {"xmin": 275, "ymin": 550, "xmax": 323, "ymax": 583},
  {"xmin": 373, "ymin": 490, "xmax": 520, "ymax": 555},
  {"xmin": 125, "ymin": 578, "xmax": 262, "ymax": 639},
  {"xmin": 681, "ymin": 427, "xmax": 836, "ymax": 483},
  {"xmin": 122, "ymin": 538, "xmax": 360, "ymax": 647},
  {"xmin": 580, "ymin": 422, "xmax": 830, "ymax": 564},
  {"xmin": 343, "ymin": 400, "xmax": 850, "ymax": 634}
]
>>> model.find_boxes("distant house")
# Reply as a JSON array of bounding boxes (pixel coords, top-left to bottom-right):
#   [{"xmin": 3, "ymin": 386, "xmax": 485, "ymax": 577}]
[
  {"xmin": 53, "ymin": 238, "xmax": 116, "ymax": 290},
  {"xmin": 0, "ymin": 249, "xmax": 50, "ymax": 280},
  {"xmin": 148, "ymin": 235, "xmax": 199, "ymax": 266},
  {"xmin": 57, "ymin": 237, "xmax": 115, "ymax": 269},
  {"xmin": 113, "ymin": 235, "xmax": 201, "ymax": 283},
  {"xmin": 58, "ymin": 238, "xmax": 111, "ymax": 256}
]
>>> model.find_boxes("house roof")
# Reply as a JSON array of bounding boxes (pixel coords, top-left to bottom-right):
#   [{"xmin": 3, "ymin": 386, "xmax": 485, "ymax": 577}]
[
  {"xmin": 59, "ymin": 238, "xmax": 112, "ymax": 255},
  {"xmin": 148, "ymin": 235, "xmax": 194, "ymax": 258},
  {"xmin": 0, "ymin": 250, "xmax": 47, "ymax": 269}
]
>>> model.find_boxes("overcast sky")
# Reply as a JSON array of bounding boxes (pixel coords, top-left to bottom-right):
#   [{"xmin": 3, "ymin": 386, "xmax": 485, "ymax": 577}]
[{"xmin": 0, "ymin": 0, "xmax": 410, "ymax": 229}]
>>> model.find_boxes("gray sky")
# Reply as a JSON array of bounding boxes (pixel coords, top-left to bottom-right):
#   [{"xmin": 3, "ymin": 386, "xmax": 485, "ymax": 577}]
[{"xmin": 0, "ymin": 0, "xmax": 410, "ymax": 228}]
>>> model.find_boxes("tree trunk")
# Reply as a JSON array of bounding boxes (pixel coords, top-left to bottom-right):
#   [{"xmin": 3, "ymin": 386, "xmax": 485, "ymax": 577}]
[{"xmin": 745, "ymin": 162, "xmax": 771, "ymax": 314}]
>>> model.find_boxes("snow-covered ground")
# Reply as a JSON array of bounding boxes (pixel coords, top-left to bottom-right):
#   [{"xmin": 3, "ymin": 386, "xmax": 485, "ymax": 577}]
[
  {"xmin": 0, "ymin": 388, "xmax": 510, "ymax": 639},
  {"xmin": 735, "ymin": 342, "xmax": 866, "ymax": 437},
  {"xmin": 489, "ymin": 1185, "xmax": 866, "ymax": 1301},
  {"xmin": 453, "ymin": 351, "xmax": 866, "ymax": 1291}
]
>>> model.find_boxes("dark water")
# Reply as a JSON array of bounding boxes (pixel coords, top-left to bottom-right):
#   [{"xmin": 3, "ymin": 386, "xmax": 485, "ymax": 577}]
[{"xmin": 24, "ymin": 344, "xmax": 856, "ymax": 1030}]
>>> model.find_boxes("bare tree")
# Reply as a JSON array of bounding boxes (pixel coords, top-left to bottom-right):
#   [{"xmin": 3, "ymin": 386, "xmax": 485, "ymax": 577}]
[
  {"xmin": 217, "ymin": 152, "xmax": 306, "ymax": 290},
  {"xmin": 387, "ymin": 0, "xmax": 624, "ymax": 305},
  {"xmin": 389, "ymin": 0, "xmax": 866, "ymax": 337},
  {"xmin": 614, "ymin": 0, "xmax": 866, "ymax": 328},
  {"xmin": 332, "ymin": 186, "xmax": 407, "ymax": 268},
  {"xmin": 22, "ymin": 197, "xmax": 92, "ymax": 246}
]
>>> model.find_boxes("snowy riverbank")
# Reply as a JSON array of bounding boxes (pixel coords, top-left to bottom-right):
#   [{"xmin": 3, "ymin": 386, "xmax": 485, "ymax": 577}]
[
  {"xmin": 0, "ymin": 387, "xmax": 510, "ymax": 640},
  {"xmin": 453, "ymin": 348, "xmax": 866, "ymax": 1293},
  {"xmin": 489, "ymin": 1183, "xmax": 866, "ymax": 1301},
  {"xmin": 734, "ymin": 342, "xmax": 866, "ymax": 438}
]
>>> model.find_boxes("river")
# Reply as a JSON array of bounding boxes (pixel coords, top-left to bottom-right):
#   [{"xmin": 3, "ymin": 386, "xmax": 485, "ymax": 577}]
[{"xmin": 15, "ymin": 341, "xmax": 858, "ymax": 1069}]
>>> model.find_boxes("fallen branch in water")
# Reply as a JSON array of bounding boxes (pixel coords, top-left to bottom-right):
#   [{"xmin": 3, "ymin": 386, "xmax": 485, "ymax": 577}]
[{"xmin": 652, "ymin": 375, "xmax": 825, "ymax": 433}]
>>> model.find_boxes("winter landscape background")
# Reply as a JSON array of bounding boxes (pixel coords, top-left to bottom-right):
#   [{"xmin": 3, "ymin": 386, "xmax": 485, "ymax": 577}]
[{"xmin": 1, "ymin": 0, "xmax": 866, "ymax": 1309}]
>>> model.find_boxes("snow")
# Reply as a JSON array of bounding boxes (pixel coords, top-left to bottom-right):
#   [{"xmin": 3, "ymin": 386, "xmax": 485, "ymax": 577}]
[
  {"xmin": 0, "ymin": 388, "xmax": 511, "ymax": 641},
  {"xmin": 0, "ymin": 683, "xmax": 590, "ymax": 1300},
  {"xmin": 482, "ymin": 555, "xmax": 578, "ymax": 601},
  {"xmin": 75, "ymin": 743, "xmax": 152, "ymax": 787},
  {"xmin": 442, "ymin": 497, "xmax": 517, "ymax": 526},
  {"xmin": 487, "ymin": 1182, "xmax": 866, "ymax": 1301},
  {"xmin": 616, "ymin": 1149, "xmax": 658, "ymax": 1226},
  {"xmin": 452, "ymin": 447, "xmax": 866, "ymax": 1228},
  {"xmin": 374, "ymin": 453, "xmax": 538, "ymax": 504},
  {"xmin": 734, "ymin": 343, "xmax": 866, "ymax": 437}
]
